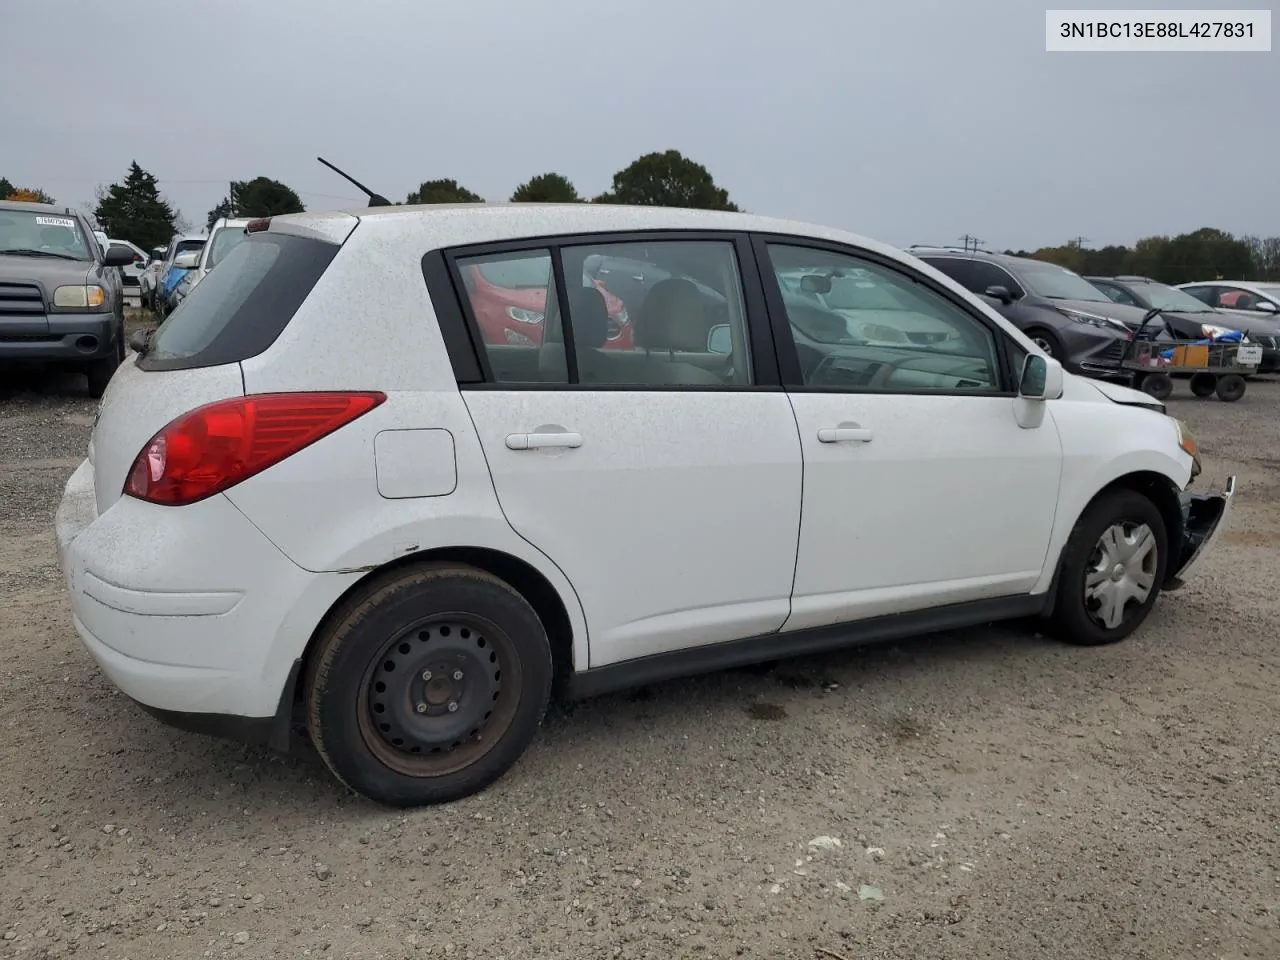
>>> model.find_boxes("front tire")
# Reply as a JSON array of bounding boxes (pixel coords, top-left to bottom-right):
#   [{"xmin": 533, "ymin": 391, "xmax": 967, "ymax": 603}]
[
  {"xmin": 1024, "ymin": 327, "xmax": 1063, "ymax": 360},
  {"xmin": 305, "ymin": 563, "xmax": 554, "ymax": 806},
  {"xmin": 1047, "ymin": 489, "xmax": 1167, "ymax": 646},
  {"xmin": 84, "ymin": 321, "xmax": 125, "ymax": 398}
]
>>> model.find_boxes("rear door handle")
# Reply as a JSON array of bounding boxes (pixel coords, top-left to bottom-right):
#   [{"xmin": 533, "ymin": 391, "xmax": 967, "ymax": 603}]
[
  {"xmin": 817, "ymin": 426, "xmax": 873, "ymax": 443},
  {"xmin": 506, "ymin": 432, "xmax": 583, "ymax": 450}
]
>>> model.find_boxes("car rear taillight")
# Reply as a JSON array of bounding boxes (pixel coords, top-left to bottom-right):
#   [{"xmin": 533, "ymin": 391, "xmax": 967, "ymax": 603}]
[{"xmin": 124, "ymin": 392, "xmax": 386, "ymax": 506}]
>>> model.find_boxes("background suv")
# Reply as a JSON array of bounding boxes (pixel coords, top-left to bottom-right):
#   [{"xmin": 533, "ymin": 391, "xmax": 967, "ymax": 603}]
[
  {"xmin": 171, "ymin": 217, "xmax": 251, "ymax": 311},
  {"xmin": 0, "ymin": 199, "xmax": 135, "ymax": 396},
  {"xmin": 909, "ymin": 247, "xmax": 1134, "ymax": 376}
]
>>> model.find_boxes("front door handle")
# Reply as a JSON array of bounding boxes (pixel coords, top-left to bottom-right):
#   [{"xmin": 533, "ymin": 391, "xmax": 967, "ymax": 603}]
[
  {"xmin": 506, "ymin": 432, "xmax": 583, "ymax": 450},
  {"xmin": 817, "ymin": 426, "xmax": 873, "ymax": 443}
]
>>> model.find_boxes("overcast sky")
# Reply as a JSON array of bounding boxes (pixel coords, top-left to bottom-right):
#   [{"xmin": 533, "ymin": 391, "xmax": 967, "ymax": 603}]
[{"xmin": 3, "ymin": 0, "xmax": 1275, "ymax": 250}]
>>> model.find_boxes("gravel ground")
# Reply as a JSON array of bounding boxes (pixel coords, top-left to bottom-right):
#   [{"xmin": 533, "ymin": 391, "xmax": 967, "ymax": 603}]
[{"xmin": 2, "ymin": 360, "xmax": 1278, "ymax": 960}]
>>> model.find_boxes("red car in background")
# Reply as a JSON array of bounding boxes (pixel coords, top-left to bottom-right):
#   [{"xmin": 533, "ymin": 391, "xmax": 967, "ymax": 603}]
[{"xmin": 461, "ymin": 258, "xmax": 633, "ymax": 349}]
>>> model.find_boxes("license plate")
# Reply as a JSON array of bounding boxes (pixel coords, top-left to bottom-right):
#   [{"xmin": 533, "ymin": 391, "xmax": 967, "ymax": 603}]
[{"xmin": 1237, "ymin": 344, "xmax": 1263, "ymax": 365}]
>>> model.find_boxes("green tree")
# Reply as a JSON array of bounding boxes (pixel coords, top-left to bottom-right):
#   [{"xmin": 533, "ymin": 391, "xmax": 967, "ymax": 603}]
[
  {"xmin": 206, "ymin": 196, "xmax": 234, "ymax": 231},
  {"xmin": 0, "ymin": 177, "xmax": 13, "ymax": 199},
  {"xmin": 593, "ymin": 150, "xmax": 739, "ymax": 211},
  {"xmin": 228, "ymin": 177, "xmax": 305, "ymax": 218},
  {"xmin": 6, "ymin": 186, "xmax": 56, "ymax": 203},
  {"xmin": 510, "ymin": 172, "xmax": 581, "ymax": 203},
  {"xmin": 92, "ymin": 162, "xmax": 175, "ymax": 251},
  {"xmin": 406, "ymin": 179, "xmax": 483, "ymax": 204}
]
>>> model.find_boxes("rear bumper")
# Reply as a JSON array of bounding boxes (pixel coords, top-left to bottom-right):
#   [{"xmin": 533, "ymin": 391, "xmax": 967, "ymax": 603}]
[
  {"xmin": 1166, "ymin": 476, "xmax": 1235, "ymax": 589},
  {"xmin": 55, "ymin": 458, "xmax": 361, "ymax": 747},
  {"xmin": 0, "ymin": 312, "xmax": 118, "ymax": 361}
]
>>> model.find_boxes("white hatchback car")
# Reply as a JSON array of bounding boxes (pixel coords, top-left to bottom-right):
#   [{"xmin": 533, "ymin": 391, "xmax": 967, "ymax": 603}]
[{"xmin": 56, "ymin": 204, "xmax": 1234, "ymax": 806}]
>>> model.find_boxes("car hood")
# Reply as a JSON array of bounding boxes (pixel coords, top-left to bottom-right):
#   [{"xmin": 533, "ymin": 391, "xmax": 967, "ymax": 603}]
[
  {"xmin": 0, "ymin": 252, "xmax": 94, "ymax": 290},
  {"xmin": 1052, "ymin": 298, "xmax": 1149, "ymax": 328},
  {"xmin": 1087, "ymin": 377, "xmax": 1165, "ymax": 411},
  {"xmin": 1216, "ymin": 311, "xmax": 1280, "ymax": 335}
]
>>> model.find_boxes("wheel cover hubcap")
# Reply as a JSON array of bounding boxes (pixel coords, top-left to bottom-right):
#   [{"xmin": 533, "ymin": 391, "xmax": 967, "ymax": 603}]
[
  {"xmin": 1033, "ymin": 336, "xmax": 1053, "ymax": 355},
  {"xmin": 360, "ymin": 615, "xmax": 518, "ymax": 777},
  {"xmin": 1085, "ymin": 522, "xmax": 1157, "ymax": 630}
]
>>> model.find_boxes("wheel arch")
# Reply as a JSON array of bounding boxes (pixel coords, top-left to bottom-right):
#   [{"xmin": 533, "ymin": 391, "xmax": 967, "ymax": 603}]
[
  {"xmin": 290, "ymin": 546, "xmax": 580, "ymax": 719},
  {"xmin": 1040, "ymin": 468, "xmax": 1185, "ymax": 617}
]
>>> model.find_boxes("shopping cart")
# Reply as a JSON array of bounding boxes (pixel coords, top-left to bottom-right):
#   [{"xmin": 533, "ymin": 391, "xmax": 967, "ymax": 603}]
[{"xmin": 1116, "ymin": 309, "xmax": 1261, "ymax": 402}]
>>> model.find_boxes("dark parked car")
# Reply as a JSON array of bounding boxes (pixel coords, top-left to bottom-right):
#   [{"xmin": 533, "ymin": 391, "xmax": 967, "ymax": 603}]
[
  {"xmin": 908, "ymin": 247, "xmax": 1136, "ymax": 377},
  {"xmin": 1086, "ymin": 275, "xmax": 1279, "ymax": 373},
  {"xmin": 0, "ymin": 200, "xmax": 135, "ymax": 396}
]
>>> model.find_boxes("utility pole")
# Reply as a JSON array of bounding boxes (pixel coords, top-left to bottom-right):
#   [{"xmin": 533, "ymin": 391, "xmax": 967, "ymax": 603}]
[
  {"xmin": 959, "ymin": 234, "xmax": 984, "ymax": 253},
  {"xmin": 1067, "ymin": 235, "xmax": 1090, "ymax": 249}
]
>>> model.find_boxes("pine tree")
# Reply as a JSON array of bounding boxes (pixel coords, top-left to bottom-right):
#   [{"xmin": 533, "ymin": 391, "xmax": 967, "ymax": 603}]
[{"xmin": 94, "ymin": 162, "xmax": 178, "ymax": 251}]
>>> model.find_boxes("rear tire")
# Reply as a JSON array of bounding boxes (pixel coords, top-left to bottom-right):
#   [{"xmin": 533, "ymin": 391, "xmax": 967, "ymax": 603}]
[
  {"xmin": 1046, "ymin": 489, "xmax": 1167, "ymax": 646},
  {"xmin": 1215, "ymin": 374, "xmax": 1246, "ymax": 402},
  {"xmin": 305, "ymin": 563, "xmax": 554, "ymax": 806},
  {"xmin": 1189, "ymin": 372, "xmax": 1217, "ymax": 397}
]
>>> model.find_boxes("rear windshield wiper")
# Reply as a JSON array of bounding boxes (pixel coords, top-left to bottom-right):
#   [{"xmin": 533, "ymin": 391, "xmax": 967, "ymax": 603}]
[{"xmin": 0, "ymin": 248, "xmax": 85, "ymax": 261}]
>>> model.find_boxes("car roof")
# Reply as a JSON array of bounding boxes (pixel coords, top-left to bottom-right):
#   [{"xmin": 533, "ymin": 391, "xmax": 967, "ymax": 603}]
[
  {"xmin": 0, "ymin": 199, "xmax": 83, "ymax": 217},
  {"xmin": 266, "ymin": 203, "xmax": 912, "ymax": 263},
  {"xmin": 1177, "ymin": 280, "xmax": 1272, "ymax": 290},
  {"xmin": 906, "ymin": 246, "xmax": 1039, "ymax": 268}
]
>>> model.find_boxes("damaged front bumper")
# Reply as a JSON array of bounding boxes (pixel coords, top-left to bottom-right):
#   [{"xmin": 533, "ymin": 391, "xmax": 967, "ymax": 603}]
[{"xmin": 1166, "ymin": 475, "xmax": 1235, "ymax": 590}]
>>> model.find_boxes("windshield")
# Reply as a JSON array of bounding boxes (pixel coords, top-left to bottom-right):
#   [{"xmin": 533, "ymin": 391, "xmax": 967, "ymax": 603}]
[
  {"xmin": 1132, "ymin": 281, "xmax": 1217, "ymax": 312},
  {"xmin": 1016, "ymin": 261, "xmax": 1111, "ymax": 302},
  {"xmin": 0, "ymin": 211, "xmax": 92, "ymax": 260},
  {"xmin": 1258, "ymin": 285, "xmax": 1280, "ymax": 301},
  {"xmin": 822, "ymin": 273, "xmax": 917, "ymax": 311},
  {"xmin": 478, "ymin": 257, "xmax": 548, "ymax": 289},
  {"xmin": 206, "ymin": 226, "xmax": 246, "ymax": 268}
]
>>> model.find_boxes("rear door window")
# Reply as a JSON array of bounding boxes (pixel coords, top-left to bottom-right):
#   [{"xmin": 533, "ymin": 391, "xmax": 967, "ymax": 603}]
[{"xmin": 140, "ymin": 232, "xmax": 338, "ymax": 371}]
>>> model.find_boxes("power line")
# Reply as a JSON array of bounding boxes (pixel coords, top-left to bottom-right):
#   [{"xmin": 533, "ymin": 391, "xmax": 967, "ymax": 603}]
[
  {"xmin": 1067, "ymin": 235, "xmax": 1090, "ymax": 248},
  {"xmin": 959, "ymin": 234, "xmax": 984, "ymax": 253}
]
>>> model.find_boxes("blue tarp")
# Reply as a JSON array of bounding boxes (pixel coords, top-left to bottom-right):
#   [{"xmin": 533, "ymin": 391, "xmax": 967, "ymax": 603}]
[{"xmin": 161, "ymin": 265, "xmax": 190, "ymax": 298}]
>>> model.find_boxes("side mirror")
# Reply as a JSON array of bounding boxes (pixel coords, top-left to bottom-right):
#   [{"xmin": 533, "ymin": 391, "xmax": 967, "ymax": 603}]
[
  {"xmin": 707, "ymin": 323, "xmax": 732, "ymax": 355},
  {"xmin": 173, "ymin": 251, "xmax": 200, "ymax": 269},
  {"xmin": 985, "ymin": 285, "xmax": 1014, "ymax": 305},
  {"xmin": 103, "ymin": 244, "xmax": 136, "ymax": 267},
  {"xmin": 1018, "ymin": 353, "xmax": 1064, "ymax": 401},
  {"xmin": 800, "ymin": 274, "xmax": 832, "ymax": 295},
  {"xmin": 128, "ymin": 327, "xmax": 153, "ymax": 354},
  {"xmin": 1254, "ymin": 300, "xmax": 1277, "ymax": 313}
]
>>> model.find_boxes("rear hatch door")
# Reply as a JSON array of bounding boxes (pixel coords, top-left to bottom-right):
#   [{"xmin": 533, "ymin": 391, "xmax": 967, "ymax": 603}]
[{"xmin": 90, "ymin": 224, "xmax": 349, "ymax": 516}]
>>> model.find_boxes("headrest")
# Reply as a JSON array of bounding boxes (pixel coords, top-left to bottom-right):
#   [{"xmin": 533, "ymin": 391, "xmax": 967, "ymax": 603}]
[
  {"xmin": 568, "ymin": 285, "xmax": 610, "ymax": 349},
  {"xmin": 635, "ymin": 278, "xmax": 705, "ymax": 351}
]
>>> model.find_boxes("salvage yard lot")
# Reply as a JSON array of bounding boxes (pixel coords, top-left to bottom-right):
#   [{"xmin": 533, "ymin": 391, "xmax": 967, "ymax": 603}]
[{"xmin": 1, "ymin": 367, "xmax": 1278, "ymax": 960}]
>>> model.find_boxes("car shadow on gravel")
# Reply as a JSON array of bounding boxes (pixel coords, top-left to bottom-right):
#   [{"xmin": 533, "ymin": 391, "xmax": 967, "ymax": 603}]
[
  {"xmin": 72, "ymin": 620, "xmax": 1073, "ymax": 816},
  {"xmin": 0, "ymin": 362, "xmax": 95, "ymax": 401}
]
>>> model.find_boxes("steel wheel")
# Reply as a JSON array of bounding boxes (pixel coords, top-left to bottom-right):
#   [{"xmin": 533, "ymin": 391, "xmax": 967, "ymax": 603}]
[
  {"xmin": 1084, "ymin": 522, "xmax": 1158, "ymax": 630},
  {"xmin": 357, "ymin": 614, "xmax": 521, "ymax": 778}
]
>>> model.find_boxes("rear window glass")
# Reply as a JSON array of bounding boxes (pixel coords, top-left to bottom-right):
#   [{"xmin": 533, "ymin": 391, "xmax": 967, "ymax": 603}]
[{"xmin": 140, "ymin": 232, "xmax": 338, "ymax": 371}]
